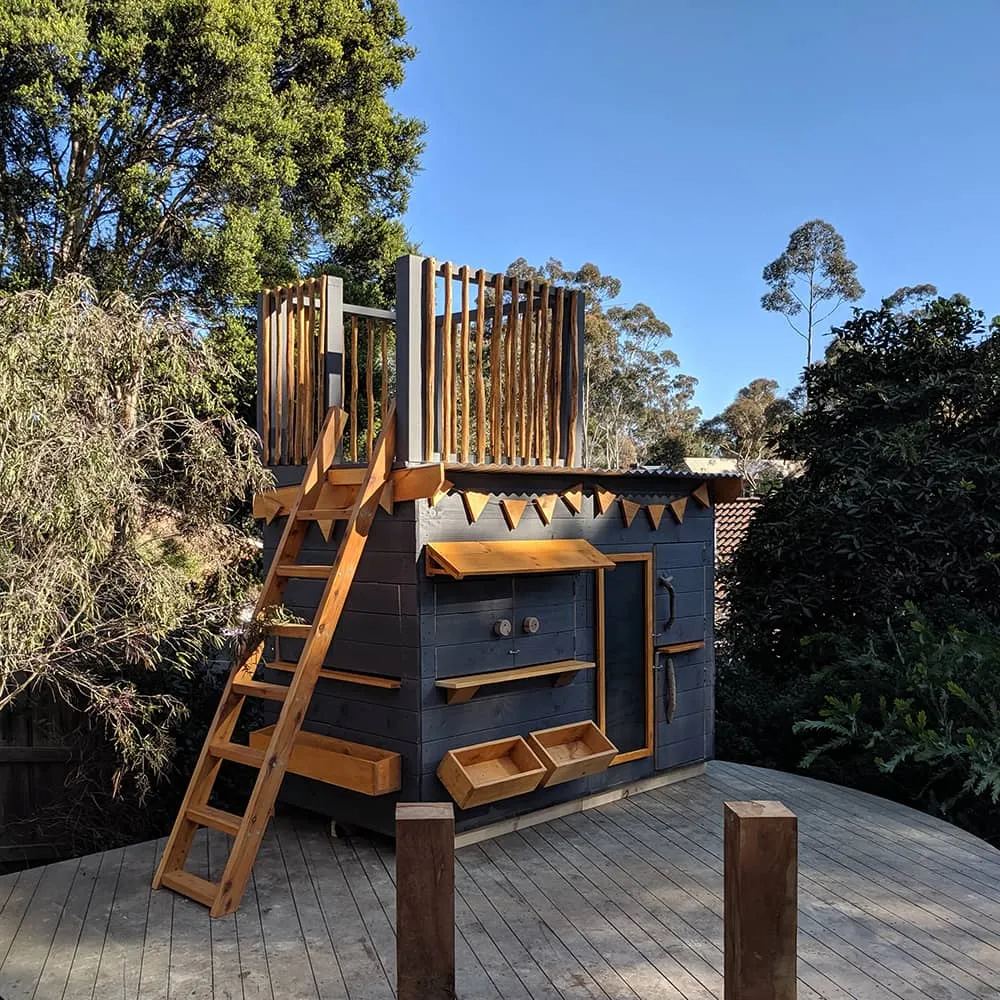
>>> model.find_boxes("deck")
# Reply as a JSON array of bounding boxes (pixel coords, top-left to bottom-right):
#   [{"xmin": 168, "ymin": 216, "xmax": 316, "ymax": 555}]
[{"xmin": 2, "ymin": 761, "xmax": 999, "ymax": 999}]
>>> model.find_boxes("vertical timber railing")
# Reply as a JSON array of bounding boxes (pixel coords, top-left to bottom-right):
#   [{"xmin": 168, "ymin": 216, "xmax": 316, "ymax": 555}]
[
  {"xmin": 258, "ymin": 278, "xmax": 396, "ymax": 465},
  {"xmin": 394, "ymin": 254, "xmax": 585, "ymax": 466}
]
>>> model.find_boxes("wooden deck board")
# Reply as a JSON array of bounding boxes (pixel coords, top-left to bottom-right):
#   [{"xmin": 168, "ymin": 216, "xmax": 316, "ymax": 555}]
[{"xmin": 3, "ymin": 761, "xmax": 1000, "ymax": 1000}]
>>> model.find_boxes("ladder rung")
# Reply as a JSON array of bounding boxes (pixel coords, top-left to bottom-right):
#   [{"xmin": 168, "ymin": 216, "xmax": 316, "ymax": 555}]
[
  {"xmin": 269, "ymin": 623, "xmax": 312, "ymax": 639},
  {"xmin": 232, "ymin": 678, "xmax": 288, "ymax": 702},
  {"xmin": 187, "ymin": 803, "xmax": 243, "ymax": 837},
  {"xmin": 296, "ymin": 507, "xmax": 352, "ymax": 520},
  {"xmin": 209, "ymin": 741, "xmax": 266, "ymax": 768},
  {"xmin": 160, "ymin": 870, "xmax": 220, "ymax": 908},
  {"xmin": 275, "ymin": 564, "xmax": 333, "ymax": 579}
]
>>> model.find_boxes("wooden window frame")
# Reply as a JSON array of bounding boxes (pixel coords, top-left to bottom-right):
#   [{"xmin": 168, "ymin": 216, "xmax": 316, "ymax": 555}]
[{"xmin": 595, "ymin": 552, "xmax": 654, "ymax": 766}]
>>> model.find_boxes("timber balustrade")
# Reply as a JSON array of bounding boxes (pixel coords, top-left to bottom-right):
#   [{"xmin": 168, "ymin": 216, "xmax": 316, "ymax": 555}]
[{"xmin": 258, "ymin": 256, "xmax": 585, "ymax": 467}]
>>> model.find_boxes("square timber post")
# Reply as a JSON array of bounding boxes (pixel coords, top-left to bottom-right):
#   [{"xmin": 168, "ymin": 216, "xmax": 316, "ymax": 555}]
[{"xmin": 395, "ymin": 254, "xmax": 425, "ymax": 464}]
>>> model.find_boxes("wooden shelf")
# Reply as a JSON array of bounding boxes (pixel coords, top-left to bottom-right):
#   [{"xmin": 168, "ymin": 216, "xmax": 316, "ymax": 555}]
[
  {"xmin": 527, "ymin": 721, "xmax": 618, "ymax": 787},
  {"xmin": 437, "ymin": 736, "xmax": 546, "ymax": 809},
  {"xmin": 425, "ymin": 539, "xmax": 614, "ymax": 579},
  {"xmin": 655, "ymin": 640, "xmax": 706, "ymax": 655},
  {"xmin": 267, "ymin": 661, "xmax": 401, "ymax": 690},
  {"xmin": 435, "ymin": 660, "xmax": 595, "ymax": 704},
  {"xmin": 249, "ymin": 726, "xmax": 401, "ymax": 796}
]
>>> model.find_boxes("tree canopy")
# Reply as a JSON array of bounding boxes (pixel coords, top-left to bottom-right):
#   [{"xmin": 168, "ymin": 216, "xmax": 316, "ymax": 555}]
[
  {"xmin": 718, "ymin": 292, "xmax": 1000, "ymax": 835},
  {"xmin": 700, "ymin": 378, "xmax": 795, "ymax": 490},
  {"xmin": 0, "ymin": 279, "xmax": 267, "ymax": 801},
  {"xmin": 762, "ymin": 219, "xmax": 864, "ymax": 368},
  {"xmin": 0, "ymin": 0, "xmax": 424, "ymax": 315}
]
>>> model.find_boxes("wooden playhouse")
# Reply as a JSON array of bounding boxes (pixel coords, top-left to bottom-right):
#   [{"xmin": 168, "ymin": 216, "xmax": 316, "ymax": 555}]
[{"xmin": 153, "ymin": 255, "xmax": 741, "ymax": 915}]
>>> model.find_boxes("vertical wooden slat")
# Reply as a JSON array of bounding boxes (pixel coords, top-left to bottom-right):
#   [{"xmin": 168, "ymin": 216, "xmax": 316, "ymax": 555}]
[
  {"xmin": 285, "ymin": 286, "xmax": 295, "ymax": 464},
  {"xmin": 302, "ymin": 281, "xmax": 313, "ymax": 459},
  {"xmin": 567, "ymin": 290, "xmax": 579, "ymax": 466},
  {"xmin": 442, "ymin": 262, "xmax": 453, "ymax": 460},
  {"xmin": 298, "ymin": 282, "xmax": 308, "ymax": 462},
  {"xmin": 536, "ymin": 284, "xmax": 548, "ymax": 463},
  {"xmin": 552, "ymin": 287, "xmax": 564, "ymax": 463},
  {"xmin": 489, "ymin": 272, "xmax": 503, "ymax": 461},
  {"xmin": 366, "ymin": 316, "xmax": 375, "ymax": 458},
  {"xmin": 275, "ymin": 289, "xmax": 285, "ymax": 463},
  {"xmin": 474, "ymin": 269, "xmax": 487, "ymax": 463},
  {"xmin": 506, "ymin": 278, "xmax": 518, "ymax": 462},
  {"xmin": 519, "ymin": 280, "xmax": 533, "ymax": 461},
  {"xmin": 261, "ymin": 291, "xmax": 271, "ymax": 464},
  {"xmin": 350, "ymin": 314, "xmax": 359, "ymax": 461},
  {"xmin": 459, "ymin": 265, "xmax": 471, "ymax": 461},
  {"xmin": 423, "ymin": 257, "xmax": 436, "ymax": 462},
  {"xmin": 381, "ymin": 319, "xmax": 389, "ymax": 421}
]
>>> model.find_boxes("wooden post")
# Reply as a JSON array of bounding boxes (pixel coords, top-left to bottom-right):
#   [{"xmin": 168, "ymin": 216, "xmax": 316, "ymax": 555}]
[
  {"xmin": 724, "ymin": 801, "xmax": 798, "ymax": 1000},
  {"xmin": 395, "ymin": 255, "xmax": 425, "ymax": 464},
  {"xmin": 255, "ymin": 291, "xmax": 266, "ymax": 460},
  {"xmin": 396, "ymin": 802, "xmax": 455, "ymax": 1000}
]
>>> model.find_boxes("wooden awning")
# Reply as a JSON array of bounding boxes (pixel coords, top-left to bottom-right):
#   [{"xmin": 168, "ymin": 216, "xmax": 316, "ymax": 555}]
[{"xmin": 425, "ymin": 539, "xmax": 615, "ymax": 579}]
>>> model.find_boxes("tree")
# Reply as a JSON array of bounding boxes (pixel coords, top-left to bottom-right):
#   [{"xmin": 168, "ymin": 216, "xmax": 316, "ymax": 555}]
[
  {"xmin": 505, "ymin": 258, "xmax": 701, "ymax": 468},
  {"xmin": 700, "ymin": 378, "xmax": 795, "ymax": 489},
  {"xmin": 0, "ymin": 0, "xmax": 424, "ymax": 316},
  {"xmin": 718, "ymin": 292, "xmax": 1000, "ymax": 805},
  {"xmin": 0, "ymin": 278, "xmax": 267, "ymax": 811},
  {"xmin": 762, "ymin": 220, "xmax": 864, "ymax": 368}
]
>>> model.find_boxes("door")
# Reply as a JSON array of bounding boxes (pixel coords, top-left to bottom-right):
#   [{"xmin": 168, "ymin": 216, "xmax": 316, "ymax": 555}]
[{"xmin": 597, "ymin": 553, "xmax": 653, "ymax": 765}]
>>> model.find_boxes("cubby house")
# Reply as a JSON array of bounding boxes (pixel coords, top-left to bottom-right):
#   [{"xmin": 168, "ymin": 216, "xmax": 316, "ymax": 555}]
[
  {"xmin": 253, "ymin": 255, "xmax": 740, "ymax": 828},
  {"xmin": 154, "ymin": 254, "xmax": 740, "ymax": 916}
]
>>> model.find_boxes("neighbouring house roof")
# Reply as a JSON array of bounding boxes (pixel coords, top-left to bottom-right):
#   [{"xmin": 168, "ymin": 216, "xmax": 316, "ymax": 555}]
[
  {"xmin": 681, "ymin": 457, "xmax": 804, "ymax": 478},
  {"xmin": 715, "ymin": 494, "xmax": 763, "ymax": 565}
]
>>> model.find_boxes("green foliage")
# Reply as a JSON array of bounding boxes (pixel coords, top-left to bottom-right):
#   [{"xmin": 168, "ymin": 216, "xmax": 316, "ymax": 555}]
[
  {"xmin": 792, "ymin": 609, "xmax": 1000, "ymax": 841},
  {"xmin": 0, "ymin": 0, "xmax": 424, "ymax": 317},
  {"xmin": 719, "ymin": 291, "xmax": 1000, "ymax": 841},
  {"xmin": 0, "ymin": 279, "xmax": 269, "ymax": 802},
  {"xmin": 700, "ymin": 378, "xmax": 796, "ymax": 490},
  {"xmin": 506, "ymin": 257, "xmax": 702, "ymax": 469},
  {"xmin": 762, "ymin": 219, "xmax": 864, "ymax": 367}
]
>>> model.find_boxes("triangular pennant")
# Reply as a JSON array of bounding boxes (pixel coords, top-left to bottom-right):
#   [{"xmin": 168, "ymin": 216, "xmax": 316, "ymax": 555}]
[
  {"xmin": 429, "ymin": 480, "xmax": 453, "ymax": 507},
  {"xmin": 645, "ymin": 503, "xmax": 666, "ymax": 530},
  {"xmin": 461, "ymin": 490, "xmax": 490, "ymax": 524},
  {"xmin": 670, "ymin": 496, "xmax": 688, "ymax": 523},
  {"xmin": 534, "ymin": 494, "xmax": 558, "ymax": 525},
  {"xmin": 620, "ymin": 498, "xmax": 641, "ymax": 528},
  {"xmin": 500, "ymin": 498, "xmax": 528, "ymax": 531},
  {"xmin": 692, "ymin": 482, "xmax": 711, "ymax": 508},
  {"xmin": 594, "ymin": 487, "xmax": 617, "ymax": 516},
  {"xmin": 560, "ymin": 483, "xmax": 584, "ymax": 515}
]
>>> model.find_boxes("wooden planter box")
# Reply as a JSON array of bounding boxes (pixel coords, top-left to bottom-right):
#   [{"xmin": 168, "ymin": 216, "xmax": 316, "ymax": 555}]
[
  {"xmin": 437, "ymin": 736, "xmax": 546, "ymax": 809},
  {"xmin": 250, "ymin": 726, "xmax": 401, "ymax": 796},
  {"xmin": 527, "ymin": 721, "xmax": 618, "ymax": 787}
]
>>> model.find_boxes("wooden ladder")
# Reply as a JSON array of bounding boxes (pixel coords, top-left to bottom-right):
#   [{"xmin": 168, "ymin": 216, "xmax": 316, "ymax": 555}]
[{"xmin": 153, "ymin": 402, "xmax": 396, "ymax": 916}]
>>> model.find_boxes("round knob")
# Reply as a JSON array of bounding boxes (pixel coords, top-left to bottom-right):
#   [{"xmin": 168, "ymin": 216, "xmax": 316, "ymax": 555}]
[
  {"xmin": 493, "ymin": 618, "xmax": 513, "ymax": 638},
  {"xmin": 522, "ymin": 616, "xmax": 540, "ymax": 634}
]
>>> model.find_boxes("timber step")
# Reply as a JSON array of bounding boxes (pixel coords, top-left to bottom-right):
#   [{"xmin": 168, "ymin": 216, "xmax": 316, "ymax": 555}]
[
  {"xmin": 269, "ymin": 622, "xmax": 312, "ymax": 639},
  {"xmin": 187, "ymin": 803, "xmax": 243, "ymax": 837},
  {"xmin": 274, "ymin": 564, "xmax": 334, "ymax": 579},
  {"xmin": 160, "ymin": 870, "xmax": 220, "ymax": 908},
  {"xmin": 232, "ymin": 677, "xmax": 288, "ymax": 702},
  {"xmin": 209, "ymin": 741, "xmax": 266, "ymax": 768},
  {"xmin": 295, "ymin": 507, "xmax": 353, "ymax": 521}
]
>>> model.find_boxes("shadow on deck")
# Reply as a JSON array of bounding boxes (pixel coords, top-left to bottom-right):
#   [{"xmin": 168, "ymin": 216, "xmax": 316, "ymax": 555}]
[{"xmin": 2, "ymin": 761, "xmax": 999, "ymax": 999}]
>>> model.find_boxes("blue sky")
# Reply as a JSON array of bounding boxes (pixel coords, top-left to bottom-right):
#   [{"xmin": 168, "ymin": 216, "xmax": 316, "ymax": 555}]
[{"xmin": 393, "ymin": 1, "xmax": 998, "ymax": 418}]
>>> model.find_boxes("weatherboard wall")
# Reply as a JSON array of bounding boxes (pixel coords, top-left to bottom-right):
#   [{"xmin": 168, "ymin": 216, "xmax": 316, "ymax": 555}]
[{"xmin": 260, "ymin": 467, "xmax": 716, "ymax": 835}]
